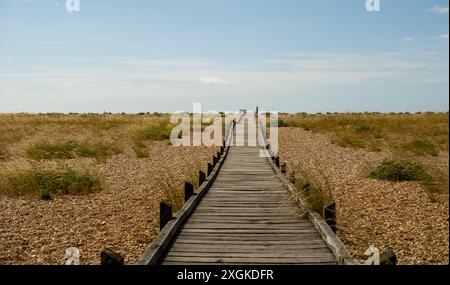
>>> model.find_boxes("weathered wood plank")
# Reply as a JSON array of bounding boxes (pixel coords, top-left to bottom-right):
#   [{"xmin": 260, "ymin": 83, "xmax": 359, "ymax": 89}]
[
  {"xmin": 165, "ymin": 249, "xmax": 334, "ymax": 257},
  {"xmin": 162, "ymin": 256, "xmax": 335, "ymax": 264}
]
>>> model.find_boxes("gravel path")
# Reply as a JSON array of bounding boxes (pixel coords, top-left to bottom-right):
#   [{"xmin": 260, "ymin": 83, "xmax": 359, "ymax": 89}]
[
  {"xmin": 276, "ymin": 128, "xmax": 449, "ymax": 264},
  {"xmin": 0, "ymin": 142, "xmax": 217, "ymax": 265}
]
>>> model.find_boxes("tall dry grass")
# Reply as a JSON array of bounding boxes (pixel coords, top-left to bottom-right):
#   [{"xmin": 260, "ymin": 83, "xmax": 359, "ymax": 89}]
[
  {"xmin": 0, "ymin": 113, "xmax": 172, "ymax": 198},
  {"xmin": 290, "ymin": 160, "xmax": 335, "ymax": 216},
  {"xmin": 279, "ymin": 112, "xmax": 449, "ymax": 155}
]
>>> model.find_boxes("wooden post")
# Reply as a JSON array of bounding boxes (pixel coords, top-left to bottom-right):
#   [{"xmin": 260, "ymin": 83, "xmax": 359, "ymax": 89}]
[
  {"xmin": 323, "ymin": 201, "xmax": 336, "ymax": 233},
  {"xmin": 217, "ymin": 150, "xmax": 221, "ymax": 159},
  {"xmin": 199, "ymin": 170, "xmax": 206, "ymax": 186},
  {"xmin": 207, "ymin": 163, "xmax": 213, "ymax": 176},
  {"xmin": 101, "ymin": 248, "xmax": 124, "ymax": 266},
  {"xmin": 289, "ymin": 171, "xmax": 296, "ymax": 184},
  {"xmin": 184, "ymin": 181, "xmax": 194, "ymax": 202},
  {"xmin": 160, "ymin": 201, "xmax": 172, "ymax": 230},
  {"xmin": 213, "ymin": 155, "xmax": 218, "ymax": 165},
  {"xmin": 266, "ymin": 143, "xmax": 271, "ymax": 150},
  {"xmin": 275, "ymin": 156, "xmax": 280, "ymax": 168},
  {"xmin": 280, "ymin": 162, "xmax": 287, "ymax": 174},
  {"xmin": 380, "ymin": 250, "xmax": 397, "ymax": 265},
  {"xmin": 220, "ymin": 146, "xmax": 224, "ymax": 155}
]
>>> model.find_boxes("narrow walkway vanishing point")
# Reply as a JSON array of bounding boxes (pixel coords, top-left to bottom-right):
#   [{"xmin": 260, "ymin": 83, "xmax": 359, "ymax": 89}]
[{"xmin": 139, "ymin": 113, "xmax": 353, "ymax": 265}]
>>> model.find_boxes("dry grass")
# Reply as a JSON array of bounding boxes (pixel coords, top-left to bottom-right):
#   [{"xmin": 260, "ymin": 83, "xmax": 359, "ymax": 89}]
[
  {"xmin": 291, "ymin": 161, "xmax": 334, "ymax": 215},
  {"xmin": 279, "ymin": 112, "xmax": 449, "ymax": 200},
  {"xmin": 0, "ymin": 161, "xmax": 103, "ymax": 200},
  {"xmin": 0, "ymin": 113, "xmax": 218, "ymax": 264},
  {"xmin": 276, "ymin": 125, "xmax": 448, "ymax": 264},
  {"xmin": 0, "ymin": 113, "xmax": 171, "ymax": 158},
  {"xmin": 279, "ymin": 112, "xmax": 448, "ymax": 155},
  {"xmin": 0, "ymin": 113, "xmax": 174, "ymax": 197}
]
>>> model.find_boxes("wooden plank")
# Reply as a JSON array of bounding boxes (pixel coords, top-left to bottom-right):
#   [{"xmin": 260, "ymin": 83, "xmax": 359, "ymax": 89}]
[
  {"xmin": 179, "ymin": 228, "xmax": 318, "ymax": 234},
  {"xmin": 168, "ymin": 244, "xmax": 330, "ymax": 252},
  {"xmin": 174, "ymin": 234, "xmax": 324, "ymax": 241},
  {"xmin": 161, "ymin": 261, "xmax": 337, "ymax": 265},
  {"xmin": 162, "ymin": 256, "xmax": 335, "ymax": 264},
  {"xmin": 166, "ymin": 248, "xmax": 333, "ymax": 256},
  {"xmin": 181, "ymin": 223, "xmax": 314, "ymax": 230},
  {"xmin": 168, "ymin": 239, "xmax": 329, "ymax": 246}
]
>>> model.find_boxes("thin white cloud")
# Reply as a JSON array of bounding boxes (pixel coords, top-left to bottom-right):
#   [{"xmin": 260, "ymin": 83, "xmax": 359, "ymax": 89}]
[
  {"xmin": 402, "ymin": 37, "xmax": 416, "ymax": 43},
  {"xmin": 437, "ymin": 33, "xmax": 449, "ymax": 39},
  {"xmin": 95, "ymin": 37, "xmax": 121, "ymax": 46},
  {"xmin": 200, "ymin": 77, "xmax": 230, "ymax": 85},
  {"xmin": 429, "ymin": 6, "xmax": 449, "ymax": 14}
]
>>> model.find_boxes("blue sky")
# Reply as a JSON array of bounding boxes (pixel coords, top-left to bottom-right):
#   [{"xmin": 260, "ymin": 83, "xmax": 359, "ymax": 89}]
[{"xmin": 0, "ymin": 0, "xmax": 448, "ymax": 113}]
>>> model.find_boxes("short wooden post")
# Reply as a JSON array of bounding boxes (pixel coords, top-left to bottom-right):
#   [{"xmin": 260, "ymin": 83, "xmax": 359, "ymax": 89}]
[
  {"xmin": 213, "ymin": 155, "xmax": 218, "ymax": 165},
  {"xmin": 323, "ymin": 201, "xmax": 336, "ymax": 233},
  {"xmin": 275, "ymin": 156, "xmax": 280, "ymax": 168},
  {"xmin": 280, "ymin": 162, "xmax": 287, "ymax": 174},
  {"xmin": 207, "ymin": 163, "xmax": 213, "ymax": 176},
  {"xmin": 266, "ymin": 143, "xmax": 271, "ymax": 150},
  {"xmin": 217, "ymin": 150, "xmax": 221, "ymax": 159},
  {"xmin": 101, "ymin": 248, "xmax": 124, "ymax": 266},
  {"xmin": 160, "ymin": 201, "xmax": 172, "ymax": 230},
  {"xmin": 289, "ymin": 171, "xmax": 296, "ymax": 184},
  {"xmin": 199, "ymin": 171, "xmax": 206, "ymax": 186},
  {"xmin": 220, "ymin": 146, "xmax": 224, "ymax": 155},
  {"xmin": 184, "ymin": 181, "xmax": 194, "ymax": 202},
  {"xmin": 380, "ymin": 250, "xmax": 397, "ymax": 265}
]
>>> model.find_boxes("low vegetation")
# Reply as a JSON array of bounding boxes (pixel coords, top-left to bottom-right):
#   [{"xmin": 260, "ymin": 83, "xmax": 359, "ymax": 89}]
[
  {"xmin": 278, "ymin": 112, "xmax": 448, "ymax": 155},
  {"xmin": 370, "ymin": 159, "xmax": 426, "ymax": 182},
  {"xmin": 133, "ymin": 122, "xmax": 172, "ymax": 158},
  {"xmin": 370, "ymin": 159, "xmax": 447, "ymax": 202},
  {"xmin": 0, "ymin": 164, "xmax": 102, "ymax": 200},
  {"xmin": 291, "ymin": 163, "xmax": 334, "ymax": 215},
  {"xmin": 155, "ymin": 164, "xmax": 202, "ymax": 212},
  {"xmin": 27, "ymin": 140, "xmax": 120, "ymax": 162},
  {"xmin": 0, "ymin": 144, "xmax": 8, "ymax": 161},
  {"xmin": 0, "ymin": 113, "xmax": 174, "ymax": 197}
]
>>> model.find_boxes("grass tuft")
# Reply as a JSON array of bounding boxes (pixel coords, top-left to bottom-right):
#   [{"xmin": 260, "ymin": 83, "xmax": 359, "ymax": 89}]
[
  {"xmin": 133, "ymin": 122, "xmax": 171, "ymax": 158},
  {"xmin": 27, "ymin": 140, "xmax": 119, "ymax": 162},
  {"xmin": 0, "ymin": 165, "xmax": 102, "ymax": 199},
  {"xmin": 370, "ymin": 159, "xmax": 446, "ymax": 202},
  {"xmin": 292, "ymin": 163, "xmax": 334, "ymax": 216},
  {"xmin": 370, "ymin": 159, "xmax": 424, "ymax": 181},
  {"xmin": 400, "ymin": 140, "xmax": 438, "ymax": 156},
  {"xmin": 0, "ymin": 144, "xmax": 7, "ymax": 161}
]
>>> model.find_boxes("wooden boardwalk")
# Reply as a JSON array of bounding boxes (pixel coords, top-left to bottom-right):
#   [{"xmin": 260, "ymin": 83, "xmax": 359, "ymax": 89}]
[{"xmin": 158, "ymin": 115, "xmax": 337, "ymax": 265}]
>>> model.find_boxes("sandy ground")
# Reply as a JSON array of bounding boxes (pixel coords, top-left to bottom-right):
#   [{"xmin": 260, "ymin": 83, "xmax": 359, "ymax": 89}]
[
  {"xmin": 0, "ymin": 142, "xmax": 217, "ymax": 265},
  {"xmin": 276, "ymin": 128, "xmax": 449, "ymax": 264}
]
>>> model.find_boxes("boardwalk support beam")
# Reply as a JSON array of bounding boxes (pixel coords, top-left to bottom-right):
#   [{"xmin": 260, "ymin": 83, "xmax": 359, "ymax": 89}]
[
  {"xmin": 323, "ymin": 202, "xmax": 336, "ymax": 233},
  {"xmin": 184, "ymin": 181, "xmax": 194, "ymax": 202},
  {"xmin": 207, "ymin": 163, "xmax": 213, "ymax": 176},
  {"xmin": 274, "ymin": 156, "xmax": 280, "ymax": 168},
  {"xmin": 380, "ymin": 250, "xmax": 397, "ymax": 265},
  {"xmin": 101, "ymin": 248, "xmax": 124, "ymax": 266},
  {"xmin": 280, "ymin": 162, "xmax": 287, "ymax": 174},
  {"xmin": 160, "ymin": 201, "xmax": 173, "ymax": 230},
  {"xmin": 199, "ymin": 171, "xmax": 206, "ymax": 186}
]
